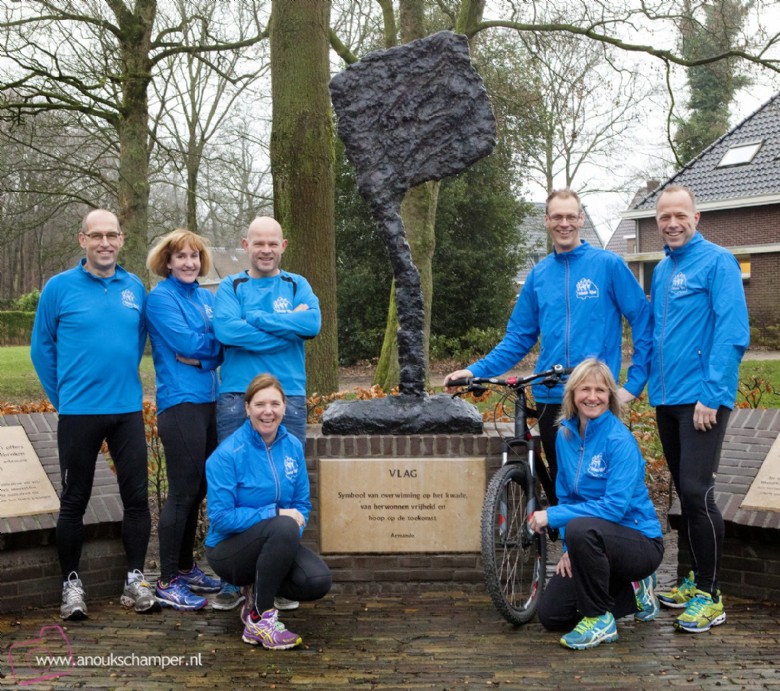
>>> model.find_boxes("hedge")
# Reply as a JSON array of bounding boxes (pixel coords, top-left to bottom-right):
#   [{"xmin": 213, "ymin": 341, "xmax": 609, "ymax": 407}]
[{"xmin": 0, "ymin": 311, "xmax": 35, "ymax": 346}]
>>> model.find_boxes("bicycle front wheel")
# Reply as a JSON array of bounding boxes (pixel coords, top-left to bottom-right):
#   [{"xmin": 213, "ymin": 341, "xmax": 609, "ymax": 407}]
[{"xmin": 481, "ymin": 462, "xmax": 546, "ymax": 626}]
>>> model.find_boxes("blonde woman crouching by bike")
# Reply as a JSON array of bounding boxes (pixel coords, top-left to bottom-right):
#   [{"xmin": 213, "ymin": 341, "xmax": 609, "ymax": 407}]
[{"xmin": 528, "ymin": 358, "xmax": 664, "ymax": 650}]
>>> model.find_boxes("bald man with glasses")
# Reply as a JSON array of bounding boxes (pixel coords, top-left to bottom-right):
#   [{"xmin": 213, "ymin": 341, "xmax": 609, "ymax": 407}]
[{"xmin": 32, "ymin": 208, "xmax": 158, "ymax": 621}]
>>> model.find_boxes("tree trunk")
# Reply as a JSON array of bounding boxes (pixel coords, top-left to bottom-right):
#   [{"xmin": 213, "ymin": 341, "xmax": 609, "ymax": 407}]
[
  {"xmin": 115, "ymin": 1, "xmax": 156, "ymax": 280},
  {"xmin": 270, "ymin": 0, "xmax": 339, "ymax": 395},
  {"xmin": 373, "ymin": 280, "xmax": 399, "ymax": 388}
]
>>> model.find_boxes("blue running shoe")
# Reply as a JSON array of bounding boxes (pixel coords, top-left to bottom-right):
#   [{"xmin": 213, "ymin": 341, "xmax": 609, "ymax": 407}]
[
  {"xmin": 633, "ymin": 572, "xmax": 660, "ymax": 622},
  {"xmin": 177, "ymin": 562, "xmax": 222, "ymax": 594},
  {"xmin": 156, "ymin": 577, "xmax": 207, "ymax": 611},
  {"xmin": 560, "ymin": 612, "xmax": 619, "ymax": 650},
  {"xmin": 212, "ymin": 582, "xmax": 245, "ymax": 611}
]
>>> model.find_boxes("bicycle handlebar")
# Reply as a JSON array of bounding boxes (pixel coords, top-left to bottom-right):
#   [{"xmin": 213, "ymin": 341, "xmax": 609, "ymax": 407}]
[{"xmin": 447, "ymin": 364, "xmax": 574, "ymax": 391}]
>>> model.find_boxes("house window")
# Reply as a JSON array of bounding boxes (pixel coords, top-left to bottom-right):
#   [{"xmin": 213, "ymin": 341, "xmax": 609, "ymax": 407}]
[
  {"xmin": 716, "ymin": 141, "xmax": 763, "ymax": 168},
  {"xmin": 641, "ymin": 261, "xmax": 659, "ymax": 296},
  {"xmin": 737, "ymin": 255, "xmax": 751, "ymax": 280}
]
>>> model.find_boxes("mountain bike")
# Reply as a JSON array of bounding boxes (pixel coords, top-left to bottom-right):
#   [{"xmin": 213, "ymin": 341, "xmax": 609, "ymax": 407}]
[{"xmin": 450, "ymin": 365, "xmax": 571, "ymax": 625}]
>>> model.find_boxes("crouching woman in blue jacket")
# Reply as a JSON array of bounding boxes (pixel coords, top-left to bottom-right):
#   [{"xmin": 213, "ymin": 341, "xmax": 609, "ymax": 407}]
[
  {"xmin": 529, "ymin": 358, "xmax": 664, "ymax": 650},
  {"xmin": 205, "ymin": 374, "xmax": 331, "ymax": 650}
]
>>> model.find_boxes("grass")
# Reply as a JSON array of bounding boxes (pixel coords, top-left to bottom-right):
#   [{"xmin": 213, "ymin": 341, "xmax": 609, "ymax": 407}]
[
  {"xmin": 0, "ymin": 346, "xmax": 156, "ymax": 404},
  {"xmin": 1, "ymin": 344, "xmax": 779, "ymax": 410}
]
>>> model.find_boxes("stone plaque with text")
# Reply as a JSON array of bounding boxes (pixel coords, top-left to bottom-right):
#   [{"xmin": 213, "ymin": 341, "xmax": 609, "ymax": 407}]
[
  {"xmin": 742, "ymin": 432, "xmax": 780, "ymax": 512},
  {"xmin": 319, "ymin": 457, "xmax": 484, "ymax": 553},
  {"xmin": 0, "ymin": 426, "xmax": 60, "ymax": 518}
]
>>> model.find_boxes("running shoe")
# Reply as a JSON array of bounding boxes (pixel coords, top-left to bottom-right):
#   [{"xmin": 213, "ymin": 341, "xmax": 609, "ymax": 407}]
[
  {"xmin": 177, "ymin": 563, "xmax": 222, "ymax": 594},
  {"xmin": 60, "ymin": 571, "xmax": 88, "ymax": 620},
  {"xmin": 156, "ymin": 577, "xmax": 207, "ymax": 611},
  {"xmin": 121, "ymin": 570, "xmax": 162, "ymax": 613},
  {"xmin": 657, "ymin": 570, "xmax": 697, "ymax": 609},
  {"xmin": 242, "ymin": 608, "xmax": 302, "ymax": 650},
  {"xmin": 560, "ymin": 612, "xmax": 618, "ymax": 650},
  {"xmin": 274, "ymin": 596, "xmax": 300, "ymax": 611},
  {"xmin": 212, "ymin": 582, "xmax": 245, "ymax": 610},
  {"xmin": 633, "ymin": 572, "xmax": 660, "ymax": 622},
  {"xmin": 674, "ymin": 590, "xmax": 726, "ymax": 633}
]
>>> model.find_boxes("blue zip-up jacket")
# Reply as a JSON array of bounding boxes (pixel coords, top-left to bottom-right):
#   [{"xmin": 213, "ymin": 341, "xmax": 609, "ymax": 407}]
[
  {"xmin": 213, "ymin": 270, "xmax": 320, "ymax": 397},
  {"xmin": 649, "ymin": 232, "xmax": 749, "ymax": 409},
  {"xmin": 469, "ymin": 242, "xmax": 652, "ymax": 403},
  {"xmin": 31, "ymin": 259, "xmax": 146, "ymax": 414},
  {"xmin": 205, "ymin": 420, "xmax": 311, "ymax": 547},
  {"xmin": 145, "ymin": 275, "xmax": 223, "ymax": 414},
  {"xmin": 547, "ymin": 411, "xmax": 662, "ymax": 544}
]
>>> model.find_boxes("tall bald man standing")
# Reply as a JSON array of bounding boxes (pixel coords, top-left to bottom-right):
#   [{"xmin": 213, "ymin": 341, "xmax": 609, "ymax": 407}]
[
  {"xmin": 31, "ymin": 209, "xmax": 158, "ymax": 620},
  {"xmin": 213, "ymin": 216, "xmax": 321, "ymax": 446},
  {"xmin": 649, "ymin": 186, "xmax": 749, "ymax": 633}
]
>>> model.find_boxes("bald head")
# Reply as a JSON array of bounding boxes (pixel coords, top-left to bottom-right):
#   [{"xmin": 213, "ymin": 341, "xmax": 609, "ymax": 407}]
[
  {"xmin": 78, "ymin": 209, "xmax": 124, "ymax": 277},
  {"xmin": 243, "ymin": 216, "xmax": 288, "ymax": 278},
  {"xmin": 81, "ymin": 209, "xmax": 120, "ymax": 235}
]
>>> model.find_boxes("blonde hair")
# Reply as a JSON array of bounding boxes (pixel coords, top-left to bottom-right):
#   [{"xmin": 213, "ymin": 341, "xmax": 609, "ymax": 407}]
[
  {"xmin": 146, "ymin": 228, "xmax": 212, "ymax": 278},
  {"xmin": 559, "ymin": 358, "xmax": 622, "ymax": 427},
  {"xmin": 545, "ymin": 188, "xmax": 582, "ymax": 215}
]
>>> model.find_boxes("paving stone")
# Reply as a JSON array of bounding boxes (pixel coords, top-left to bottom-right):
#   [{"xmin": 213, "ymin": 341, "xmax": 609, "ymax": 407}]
[{"xmin": 1, "ymin": 533, "xmax": 779, "ymax": 689}]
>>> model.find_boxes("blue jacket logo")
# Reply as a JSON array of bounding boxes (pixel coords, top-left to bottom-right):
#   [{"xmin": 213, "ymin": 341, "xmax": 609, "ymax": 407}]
[
  {"xmin": 671, "ymin": 272, "xmax": 688, "ymax": 294},
  {"xmin": 121, "ymin": 289, "xmax": 140, "ymax": 310},
  {"xmin": 274, "ymin": 296, "xmax": 292, "ymax": 313},
  {"xmin": 587, "ymin": 453, "xmax": 607, "ymax": 478},
  {"xmin": 204, "ymin": 304, "xmax": 214, "ymax": 320},
  {"xmin": 284, "ymin": 455, "xmax": 298, "ymax": 480},
  {"xmin": 576, "ymin": 277, "xmax": 599, "ymax": 300}
]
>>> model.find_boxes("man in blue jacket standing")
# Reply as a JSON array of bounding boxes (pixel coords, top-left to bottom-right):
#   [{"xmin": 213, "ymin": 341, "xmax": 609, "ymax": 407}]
[
  {"xmin": 213, "ymin": 216, "xmax": 321, "ymax": 446},
  {"xmin": 445, "ymin": 189, "xmax": 653, "ymax": 504},
  {"xmin": 211, "ymin": 215, "xmax": 321, "ymax": 611},
  {"xmin": 649, "ymin": 186, "xmax": 749, "ymax": 633},
  {"xmin": 31, "ymin": 209, "xmax": 158, "ymax": 620}
]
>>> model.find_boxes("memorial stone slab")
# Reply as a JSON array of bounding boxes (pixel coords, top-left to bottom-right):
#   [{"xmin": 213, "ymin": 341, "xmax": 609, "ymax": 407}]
[{"xmin": 0, "ymin": 426, "xmax": 59, "ymax": 518}]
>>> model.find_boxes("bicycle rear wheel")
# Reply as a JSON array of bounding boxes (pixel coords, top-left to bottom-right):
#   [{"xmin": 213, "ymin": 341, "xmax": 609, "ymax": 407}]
[{"xmin": 481, "ymin": 462, "xmax": 546, "ymax": 626}]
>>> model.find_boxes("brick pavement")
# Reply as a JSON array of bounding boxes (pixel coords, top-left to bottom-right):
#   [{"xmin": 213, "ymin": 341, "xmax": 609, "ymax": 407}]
[{"xmin": 1, "ymin": 532, "xmax": 779, "ymax": 690}]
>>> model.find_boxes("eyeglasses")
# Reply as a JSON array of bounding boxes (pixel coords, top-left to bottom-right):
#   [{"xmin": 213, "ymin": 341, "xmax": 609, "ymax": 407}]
[
  {"xmin": 82, "ymin": 232, "xmax": 122, "ymax": 242},
  {"xmin": 548, "ymin": 214, "xmax": 582, "ymax": 223}
]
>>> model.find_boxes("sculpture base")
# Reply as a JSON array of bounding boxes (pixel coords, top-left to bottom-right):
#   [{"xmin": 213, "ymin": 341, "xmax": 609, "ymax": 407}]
[{"xmin": 321, "ymin": 393, "xmax": 483, "ymax": 435}]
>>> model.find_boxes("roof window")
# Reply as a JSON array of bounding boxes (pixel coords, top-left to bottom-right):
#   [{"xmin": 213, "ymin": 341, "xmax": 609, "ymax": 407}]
[{"xmin": 716, "ymin": 140, "xmax": 763, "ymax": 168}]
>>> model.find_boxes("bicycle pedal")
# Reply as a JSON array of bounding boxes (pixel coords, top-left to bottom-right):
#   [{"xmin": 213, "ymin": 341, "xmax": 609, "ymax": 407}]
[{"xmin": 547, "ymin": 527, "xmax": 560, "ymax": 542}]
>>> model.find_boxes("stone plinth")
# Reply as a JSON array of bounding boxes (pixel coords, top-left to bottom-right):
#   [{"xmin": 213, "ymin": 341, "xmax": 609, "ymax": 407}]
[
  {"xmin": 303, "ymin": 425, "xmax": 507, "ymax": 593},
  {"xmin": 0, "ymin": 414, "xmax": 125, "ymax": 613}
]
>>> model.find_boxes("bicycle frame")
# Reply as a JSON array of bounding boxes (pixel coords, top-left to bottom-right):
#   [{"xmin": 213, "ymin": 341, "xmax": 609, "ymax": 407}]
[
  {"xmin": 450, "ymin": 365, "xmax": 570, "ymax": 626},
  {"xmin": 500, "ymin": 384, "xmax": 541, "ymax": 538}
]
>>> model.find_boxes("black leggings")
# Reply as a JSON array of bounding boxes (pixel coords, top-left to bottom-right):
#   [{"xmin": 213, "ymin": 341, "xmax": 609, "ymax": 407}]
[
  {"xmin": 156, "ymin": 402, "xmax": 218, "ymax": 581},
  {"xmin": 538, "ymin": 517, "xmax": 664, "ymax": 630},
  {"xmin": 206, "ymin": 516, "xmax": 332, "ymax": 613},
  {"xmin": 656, "ymin": 404, "xmax": 730, "ymax": 595},
  {"xmin": 57, "ymin": 413, "xmax": 150, "ymax": 578}
]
